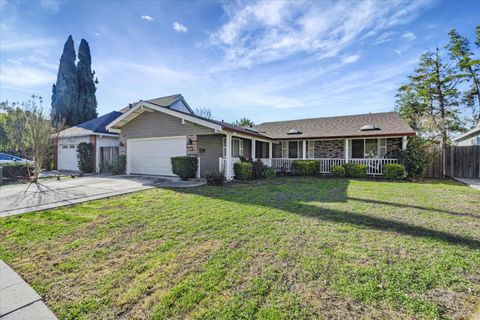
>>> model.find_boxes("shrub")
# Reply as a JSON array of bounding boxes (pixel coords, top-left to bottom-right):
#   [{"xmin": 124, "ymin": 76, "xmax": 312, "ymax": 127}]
[
  {"xmin": 291, "ymin": 160, "xmax": 319, "ymax": 175},
  {"xmin": 330, "ymin": 165, "xmax": 346, "ymax": 177},
  {"xmin": 205, "ymin": 171, "xmax": 224, "ymax": 186},
  {"xmin": 399, "ymin": 136, "xmax": 432, "ymax": 179},
  {"xmin": 261, "ymin": 166, "xmax": 276, "ymax": 178},
  {"xmin": 0, "ymin": 163, "xmax": 32, "ymax": 181},
  {"xmin": 77, "ymin": 142, "xmax": 94, "ymax": 173},
  {"xmin": 252, "ymin": 159, "xmax": 265, "ymax": 179},
  {"xmin": 343, "ymin": 163, "xmax": 367, "ymax": 178},
  {"xmin": 383, "ymin": 163, "xmax": 406, "ymax": 180},
  {"xmin": 171, "ymin": 156, "xmax": 198, "ymax": 180},
  {"xmin": 234, "ymin": 162, "xmax": 252, "ymax": 180},
  {"xmin": 108, "ymin": 155, "xmax": 126, "ymax": 175}
]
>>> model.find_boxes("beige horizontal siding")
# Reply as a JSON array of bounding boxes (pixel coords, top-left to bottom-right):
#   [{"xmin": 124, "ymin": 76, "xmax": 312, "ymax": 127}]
[{"xmin": 121, "ymin": 111, "xmax": 215, "ymax": 139}]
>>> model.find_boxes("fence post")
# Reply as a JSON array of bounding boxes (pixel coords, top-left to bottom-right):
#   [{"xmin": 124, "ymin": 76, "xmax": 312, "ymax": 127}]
[{"xmin": 0, "ymin": 166, "xmax": 3, "ymax": 186}]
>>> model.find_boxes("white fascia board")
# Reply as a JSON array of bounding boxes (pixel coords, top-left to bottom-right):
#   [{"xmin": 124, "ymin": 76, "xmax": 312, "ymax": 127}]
[
  {"xmin": 107, "ymin": 101, "xmax": 223, "ymax": 132},
  {"xmin": 222, "ymin": 131, "xmax": 273, "ymax": 143},
  {"xmin": 452, "ymin": 128, "xmax": 480, "ymax": 141}
]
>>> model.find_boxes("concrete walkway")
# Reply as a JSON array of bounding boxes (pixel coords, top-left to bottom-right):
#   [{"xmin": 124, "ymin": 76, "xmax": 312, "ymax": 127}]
[
  {"xmin": 0, "ymin": 176, "xmax": 156, "ymax": 217},
  {"xmin": 0, "ymin": 261, "xmax": 57, "ymax": 319},
  {"xmin": 454, "ymin": 177, "xmax": 480, "ymax": 190}
]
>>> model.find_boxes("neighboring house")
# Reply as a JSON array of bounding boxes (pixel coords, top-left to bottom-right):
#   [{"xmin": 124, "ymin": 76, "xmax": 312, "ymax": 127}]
[
  {"xmin": 55, "ymin": 111, "xmax": 122, "ymax": 172},
  {"xmin": 452, "ymin": 123, "xmax": 480, "ymax": 146},
  {"xmin": 106, "ymin": 94, "xmax": 416, "ymax": 180}
]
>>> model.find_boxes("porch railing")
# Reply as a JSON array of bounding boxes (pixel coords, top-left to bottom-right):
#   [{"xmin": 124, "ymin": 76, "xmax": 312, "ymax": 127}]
[{"xmin": 219, "ymin": 157, "xmax": 398, "ymax": 176}]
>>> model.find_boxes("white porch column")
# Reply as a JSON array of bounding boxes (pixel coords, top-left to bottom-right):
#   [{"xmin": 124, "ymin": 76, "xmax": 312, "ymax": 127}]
[
  {"xmin": 344, "ymin": 138, "xmax": 349, "ymax": 163},
  {"xmin": 268, "ymin": 142, "xmax": 273, "ymax": 166},
  {"xmin": 402, "ymin": 136, "xmax": 408, "ymax": 150},
  {"xmin": 225, "ymin": 133, "xmax": 233, "ymax": 180},
  {"xmin": 252, "ymin": 138, "xmax": 256, "ymax": 160},
  {"xmin": 302, "ymin": 140, "xmax": 306, "ymax": 159}
]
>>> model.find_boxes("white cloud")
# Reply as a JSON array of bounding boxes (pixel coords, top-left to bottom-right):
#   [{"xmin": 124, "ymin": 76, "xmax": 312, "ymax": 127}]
[
  {"xmin": 172, "ymin": 22, "xmax": 188, "ymax": 33},
  {"xmin": 140, "ymin": 15, "xmax": 154, "ymax": 21},
  {"xmin": 94, "ymin": 32, "xmax": 101, "ymax": 37},
  {"xmin": 401, "ymin": 32, "xmax": 416, "ymax": 41},
  {"xmin": 0, "ymin": 38, "xmax": 57, "ymax": 51},
  {"xmin": 394, "ymin": 50, "xmax": 402, "ymax": 56},
  {"xmin": 341, "ymin": 54, "xmax": 361, "ymax": 64},
  {"xmin": 210, "ymin": 0, "xmax": 433, "ymax": 67},
  {"xmin": 0, "ymin": 62, "xmax": 56, "ymax": 88}
]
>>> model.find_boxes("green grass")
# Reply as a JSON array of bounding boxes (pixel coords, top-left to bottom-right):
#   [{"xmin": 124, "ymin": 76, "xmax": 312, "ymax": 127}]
[{"xmin": 1, "ymin": 177, "xmax": 479, "ymax": 319}]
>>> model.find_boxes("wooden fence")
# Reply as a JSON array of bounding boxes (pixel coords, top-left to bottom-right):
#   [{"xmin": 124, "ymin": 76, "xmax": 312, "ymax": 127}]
[
  {"xmin": 424, "ymin": 145, "xmax": 480, "ymax": 179},
  {"xmin": 100, "ymin": 146, "xmax": 119, "ymax": 173}
]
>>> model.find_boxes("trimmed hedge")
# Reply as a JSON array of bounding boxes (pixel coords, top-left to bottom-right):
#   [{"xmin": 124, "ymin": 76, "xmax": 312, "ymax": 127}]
[
  {"xmin": 108, "ymin": 155, "xmax": 126, "ymax": 175},
  {"xmin": 291, "ymin": 160, "xmax": 319, "ymax": 175},
  {"xmin": 330, "ymin": 165, "xmax": 346, "ymax": 177},
  {"xmin": 205, "ymin": 171, "xmax": 224, "ymax": 186},
  {"xmin": 383, "ymin": 163, "xmax": 406, "ymax": 180},
  {"xmin": 171, "ymin": 156, "xmax": 198, "ymax": 180},
  {"xmin": 0, "ymin": 163, "xmax": 31, "ymax": 181},
  {"xmin": 234, "ymin": 162, "xmax": 252, "ymax": 180},
  {"xmin": 343, "ymin": 163, "xmax": 367, "ymax": 178},
  {"xmin": 261, "ymin": 166, "xmax": 276, "ymax": 178}
]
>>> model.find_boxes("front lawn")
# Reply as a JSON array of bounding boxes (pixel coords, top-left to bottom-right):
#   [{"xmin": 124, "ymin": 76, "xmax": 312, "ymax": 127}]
[{"xmin": 1, "ymin": 178, "xmax": 479, "ymax": 319}]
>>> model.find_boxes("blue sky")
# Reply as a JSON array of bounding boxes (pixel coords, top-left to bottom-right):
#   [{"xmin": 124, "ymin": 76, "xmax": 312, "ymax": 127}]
[{"xmin": 0, "ymin": 0, "xmax": 479, "ymax": 124}]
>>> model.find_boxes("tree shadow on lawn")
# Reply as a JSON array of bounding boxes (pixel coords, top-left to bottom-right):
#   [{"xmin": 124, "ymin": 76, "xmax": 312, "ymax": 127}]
[{"xmin": 171, "ymin": 178, "xmax": 480, "ymax": 250}]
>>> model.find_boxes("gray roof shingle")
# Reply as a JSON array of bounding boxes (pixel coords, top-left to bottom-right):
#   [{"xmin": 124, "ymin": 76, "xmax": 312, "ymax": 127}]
[{"xmin": 252, "ymin": 112, "xmax": 415, "ymax": 139}]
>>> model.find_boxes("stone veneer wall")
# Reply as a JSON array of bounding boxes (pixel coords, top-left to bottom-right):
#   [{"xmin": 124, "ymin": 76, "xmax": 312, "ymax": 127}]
[
  {"xmin": 387, "ymin": 138, "xmax": 402, "ymax": 158},
  {"xmin": 314, "ymin": 140, "xmax": 344, "ymax": 158},
  {"xmin": 186, "ymin": 135, "xmax": 198, "ymax": 156},
  {"xmin": 119, "ymin": 133, "xmax": 127, "ymax": 156}
]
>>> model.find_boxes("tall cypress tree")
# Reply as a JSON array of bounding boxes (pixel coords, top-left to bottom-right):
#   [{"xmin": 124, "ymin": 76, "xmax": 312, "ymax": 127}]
[
  {"xmin": 51, "ymin": 35, "xmax": 78, "ymax": 129},
  {"xmin": 76, "ymin": 39, "xmax": 98, "ymax": 124}
]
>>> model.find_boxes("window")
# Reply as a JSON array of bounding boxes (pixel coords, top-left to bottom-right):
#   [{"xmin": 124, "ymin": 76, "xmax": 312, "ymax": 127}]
[
  {"xmin": 351, "ymin": 138, "xmax": 388, "ymax": 159},
  {"xmin": 364, "ymin": 139, "xmax": 377, "ymax": 158},
  {"xmin": 378, "ymin": 138, "xmax": 387, "ymax": 158},
  {"xmin": 69, "ymin": 145, "xmax": 76, "ymax": 149},
  {"xmin": 351, "ymin": 139, "xmax": 364, "ymax": 158},
  {"xmin": 223, "ymin": 137, "xmax": 244, "ymax": 157},
  {"xmin": 288, "ymin": 141, "xmax": 298, "ymax": 158},
  {"xmin": 232, "ymin": 138, "xmax": 243, "ymax": 157},
  {"xmin": 307, "ymin": 141, "xmax": 315, "ymax": 158}
]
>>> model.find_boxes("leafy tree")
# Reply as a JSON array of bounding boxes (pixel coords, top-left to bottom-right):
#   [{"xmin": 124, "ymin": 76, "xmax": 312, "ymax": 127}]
[
  {"xmin": 0, "ymin": 101, "xmax": 28, "ymax": 156},
  {"xmin": 395, "ymin": 85, "xmax": 428, "ymax": 133},
  {"xmin": 234, "ymin": 117, "xmax": 254, "ymax": 126},
  {"xmin": 398, "ymin": 48, "xmax": 463, "ymax": 146},
  {"xmin": 76, "ymin": 39, "xmax": 98, "ymax": 124},
  {"xmin": 23, "ymin": 97, "xmax": 53, "ymax": 182},
  {"xmin": 399, "ymin": 136, "xmax": 432, "ymax": 179},
  {"xmin": 51, "ymin": 35, "xmax": 78, "ymax": 129},
  {"xmin": 446, "ymin": 27, "xmax": 480, "ymax": 123},
  {"xmin": 195, "ymin": 107, "xmax": 212, "ymax": 119}
]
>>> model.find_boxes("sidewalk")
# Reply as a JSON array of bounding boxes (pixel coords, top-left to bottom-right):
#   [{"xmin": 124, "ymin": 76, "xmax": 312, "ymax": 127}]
[
  {"xmin": 453, "ymin": 177, "xmax": 480, "ymax": 190},
  {"xmin": 0, "ymin": 261, "xmax": 57, "ymax": 319}
]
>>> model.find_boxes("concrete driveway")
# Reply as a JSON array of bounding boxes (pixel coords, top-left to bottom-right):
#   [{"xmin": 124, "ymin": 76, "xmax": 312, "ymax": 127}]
[{"xmin": 0, "ymin": 176, "xmax": 157, "ymax": 217}]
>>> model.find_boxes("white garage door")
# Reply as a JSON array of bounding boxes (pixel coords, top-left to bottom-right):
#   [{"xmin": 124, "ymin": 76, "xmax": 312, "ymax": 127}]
[
  {"xmin": 128, "ymin": 136, "xmax": 186, "ymax": 176},
  {"xmin": 58, "ymin": 137, "xmax": 89, "ymax": 171}
]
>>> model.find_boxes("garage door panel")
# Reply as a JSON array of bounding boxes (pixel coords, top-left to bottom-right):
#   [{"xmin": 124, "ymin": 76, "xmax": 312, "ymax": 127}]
[{"xmin": 129, "ymin": 137, "xmax": 186, "ymax": 176}]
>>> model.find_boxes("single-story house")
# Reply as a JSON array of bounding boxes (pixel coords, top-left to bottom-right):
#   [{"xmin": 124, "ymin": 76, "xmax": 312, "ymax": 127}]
[
  {"xmin": 54, "ymin": 111, "xmax": 122, "ymax": 172},
  {"xmin": 106, "ymin": 94, "xmax": 416, "ymax": 180},
  {"xmin": 452, "ymin": 123, "xmax": 480, "ymax": 146}
]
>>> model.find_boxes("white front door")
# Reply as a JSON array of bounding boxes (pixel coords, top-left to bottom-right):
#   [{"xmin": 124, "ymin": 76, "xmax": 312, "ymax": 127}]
[{"xmin": 128, "ymin": 136, "xmax": 187, "ymax": 176}]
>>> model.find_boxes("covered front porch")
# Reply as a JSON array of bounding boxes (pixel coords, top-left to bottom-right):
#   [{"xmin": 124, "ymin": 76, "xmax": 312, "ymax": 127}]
[{"xmin": 219, "ymin": 136, "xmax": 407, "ymax": 179}]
